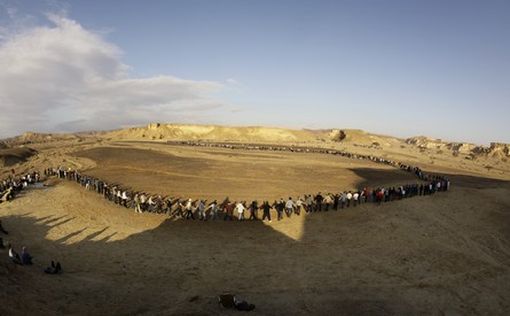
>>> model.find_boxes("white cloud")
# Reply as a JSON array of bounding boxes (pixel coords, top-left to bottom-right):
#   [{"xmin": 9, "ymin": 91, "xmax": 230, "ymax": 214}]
[{"xmin": 0, "ymin": 13, "xmax": 224, "ymax": 136}]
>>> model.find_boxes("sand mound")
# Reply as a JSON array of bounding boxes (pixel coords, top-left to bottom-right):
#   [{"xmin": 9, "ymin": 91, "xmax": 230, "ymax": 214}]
[
  {"xmin": 105, "ymin": 123, "xmax": 323, "ymax": 143},
  {"xmin": 105, "ymin": 123, "xmax": 406, "ymax": 150},
  {"xmin": 0, "ymin": 147, "xmax": 38, "ymax": 167}
]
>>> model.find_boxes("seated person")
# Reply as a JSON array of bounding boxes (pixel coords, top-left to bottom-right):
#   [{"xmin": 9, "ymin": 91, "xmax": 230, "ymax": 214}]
[
  {"xmin": 218, "ymin": 294, "xmax": 255, "ymax": 311},
  {"xmin": 21, "ymin": 246, "xmax": 33, "ymax": 265},
  {"xmin": 44, "ymin": 261, "xmax": 62, "ymax": 274},
  {"xmin": 8, "ymin": 244, "xmax": 22, "ymax": 265}
]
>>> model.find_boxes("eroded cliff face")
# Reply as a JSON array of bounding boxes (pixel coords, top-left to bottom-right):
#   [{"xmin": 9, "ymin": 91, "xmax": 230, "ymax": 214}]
[{"xmin": 405, "ymin": 136, "xmax": 509, "ymax": 161}]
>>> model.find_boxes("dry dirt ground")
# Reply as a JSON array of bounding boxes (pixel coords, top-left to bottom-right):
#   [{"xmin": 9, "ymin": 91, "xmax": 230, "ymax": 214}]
[{"xmin": 1, "ymin": 141, "xmax": 510, "ymax": 315}]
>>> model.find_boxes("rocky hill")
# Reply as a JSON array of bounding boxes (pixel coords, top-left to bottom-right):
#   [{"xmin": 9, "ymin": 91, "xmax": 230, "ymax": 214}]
[
  {"xmin": 105, "ymin": 123, "xmax": 323, "ymax": 143},
  {"xmin": 405, "ymin": 136, "xmax": 509, "ymax": 160},
  {"xmin": 3, "ymin": 132, "xmax": 86, "ymax": 146},
  {"xmin": 103, "ymin": 123, "xmax": 407, "ymax": 148}
]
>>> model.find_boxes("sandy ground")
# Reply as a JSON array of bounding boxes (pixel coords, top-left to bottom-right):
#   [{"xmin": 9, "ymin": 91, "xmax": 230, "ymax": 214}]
[
  {"xmin": 1, "ymin": 140, "xmax": 510, "ymax": 315},
  {"xmin": 72, "ymin": 144, "xmax": 420, "ymax": 201}
]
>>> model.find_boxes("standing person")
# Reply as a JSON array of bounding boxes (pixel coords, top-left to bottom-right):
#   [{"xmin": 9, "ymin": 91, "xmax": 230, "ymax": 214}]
[
  {"xmin": 181, "ymin": 199, "xmax": 195, "ymax": 220},
  {"xmin": 323, "ymin": 194, "xmax": 333, "ymax": 211},
  {"xmin": 121, "ymin": 190, "xmax": 129, "ymax": 207},
  {"xmin": 340, "ymin": 192, "xmax": 347, "ymax": 209},
  {"xmin": 133, "ymin": 193, "xmax": 141, "ymax": 213},
  {"xmin": 376, "ymin": 189, "xmax": 384, "ymax": 204},
  {"xmin": 147, "ymin": 195, "xmax": 156, "ymax": 212},
  {"xmin": 333, "ymin": 194, "xmax": 340, "ymax": 210},
  {"xmin": 305, "ymin": 194, "xmax": 313, "ymax": 213},
  {"xmin": 140, "ymin": 193, "xmax": 147, "ymax": 212},
  {"xmin": 249, "ymin": 200, "xmax": 259, "ymax": 220},
  {"xmin": 197, "ymin": 200, "xmax": 206, "ymax": 220},
  {"xmin": 260, "ymin": 201, "xmax": 272, "ymax": 222},
  {"xmin": 235, "ymin": 201, "xmax": 245, "ymax": 221},
  {"xmin": 295, "ymin": 196, "xmax": 304, "ymax": 215},
  {"xmin": 285, "ymin": 197, "xmax": 295, "ymax": 217},
  {"xmin": 346, "ymin": 191, "xmax": 353, "ymax": 207},
  {"xmin": 116, "ymin": 190, "xmax": 122, "ymax": 205},
  {"xmin": 314, "ymin": 193, "xmax": 324, "ymax": 212},
  {"xmin": 172, "ymin": 199, "xmax": 185, "ymax": 218},
  {"xmin": 352, "ymin": 191, "xmax": 359, "ymax": 207},
  {"xmin": 272, "ymin": 199, "xmax": 285, "ymax": 221},
  {"xmin": 206, "ymin": 200, "xmax": 218, "ymax": 220},
  {"xmin": 223, "ymin": 202, "xmax": 234, "ymax": 221}
]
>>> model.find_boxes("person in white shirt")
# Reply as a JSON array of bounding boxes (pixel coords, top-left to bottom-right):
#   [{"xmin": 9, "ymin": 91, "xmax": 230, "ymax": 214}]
[
  {"xmin": 285, "ymin": 197, "xmax": 295, "ymax": 217},
  {"xmin": 206, "ymin": 200, "xmax": 218, "ymax": 220},
  {"xmin": 121, "ymin": 191, "xmax": 129, "ymax": 207},
  {"xmin": 323, "ymin": 194, "xmax": 333, "ymax": 211},
  {"xmin": 352, "ymin": 192, "xmax": 359, "ymax": 206},
  {"xmin": 295, "ymin": 197, "xmax": 304, "ymax": 215},
  {"xmin": 346, "ymin": 191, "xmax": 353, "ymax": 207},
  {"xmin": 179, "ymin": 198, "xmax": 195, "ymax": 220},
  {"xmin": 116, "ymin": 190, "xmax": 122, "ymax": 205},
  {"xmin": 235, "ymin": 202, "xmax": 245, "ymax": 221},
  {"xmin": 140, "ymin": 193, "xmax": 147, "ymax": 212}
]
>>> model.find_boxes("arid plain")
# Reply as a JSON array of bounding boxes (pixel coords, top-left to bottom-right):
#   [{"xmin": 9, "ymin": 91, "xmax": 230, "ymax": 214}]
[{"xmin": 1, "ymin": 124, "xmax": 510, "ymax": 315}]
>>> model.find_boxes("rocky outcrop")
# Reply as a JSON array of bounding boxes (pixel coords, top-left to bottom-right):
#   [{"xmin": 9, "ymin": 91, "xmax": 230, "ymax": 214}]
[
  {"xmin": 329, "ymin": 129, "xmax": 346, "ymax": 142},
  {"xmin": 406, "ymin": 136, "xmax": 509, "ymax": 161}
]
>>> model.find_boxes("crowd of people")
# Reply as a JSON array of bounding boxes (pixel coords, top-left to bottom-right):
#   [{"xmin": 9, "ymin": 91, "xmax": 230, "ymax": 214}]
[
  {"xmin": 168, "ymin": 140, "xmax": 402, "ymax": 167},
  {"xmin": 0, "ymin": 172, "xmax": 62, "ymax": 273},
  {"xmin": 1, "ymin": 170, "xmax": 40, "ymax": 203},
  {"xmin": 44, "ymin": 143, "xmax": 450, "ymax": 222}
]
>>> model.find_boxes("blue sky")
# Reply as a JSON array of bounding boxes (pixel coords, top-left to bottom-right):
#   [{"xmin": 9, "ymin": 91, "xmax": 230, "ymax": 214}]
[{"xmin": 1, "ymin": 0, "xmax": 509, "ymax": 144}]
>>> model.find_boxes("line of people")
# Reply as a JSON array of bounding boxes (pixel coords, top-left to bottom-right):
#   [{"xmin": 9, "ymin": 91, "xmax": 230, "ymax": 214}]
[
  {"xmin": 168, "ymin": 140, "xmax": 402, "ymax": 167},
  {"xmin": 1, "ymin": 170, "xmax": 40, "ymax": 203},
  {"xmin": 45, "ymin": 164, "xmax": 450, "ymax": 223}
]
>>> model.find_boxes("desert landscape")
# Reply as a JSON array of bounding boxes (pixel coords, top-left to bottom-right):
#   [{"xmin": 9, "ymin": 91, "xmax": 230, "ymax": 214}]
[
  {"xmin": 2, "ymin": 2, "xmax": 510, "ymax": 315},
  {"xmin": 1, "ymin": 124, "xmax": 510, "ymax": 315}
]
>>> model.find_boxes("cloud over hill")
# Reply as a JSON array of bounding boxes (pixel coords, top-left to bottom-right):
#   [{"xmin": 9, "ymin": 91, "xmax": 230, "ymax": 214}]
[{"xmin": 0, "ymin": 13, "xmax": 223, "ymax": 137}]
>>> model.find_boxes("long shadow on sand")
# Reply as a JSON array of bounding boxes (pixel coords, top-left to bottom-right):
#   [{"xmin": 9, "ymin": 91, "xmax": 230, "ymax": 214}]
[{"xmin": 1, "ymin": 169, "xmax": 510, "ymax": 315}]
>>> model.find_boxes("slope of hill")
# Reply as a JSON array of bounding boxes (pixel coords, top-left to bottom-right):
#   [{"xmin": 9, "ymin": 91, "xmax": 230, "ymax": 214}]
[
  {"xmin": 0, "ymin": 147, "xmax": 38, "ymax": 167},
  {"xmin": 105, "ymin": 123, "xmax": 323, "ymax": 143},
  {"xmin": 103, "ymin": 123, "xmax": 407, "ymax": 147},
  {"xmin": 3, "ymin": 132, "xmax": 86, "ymax": 146}
]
